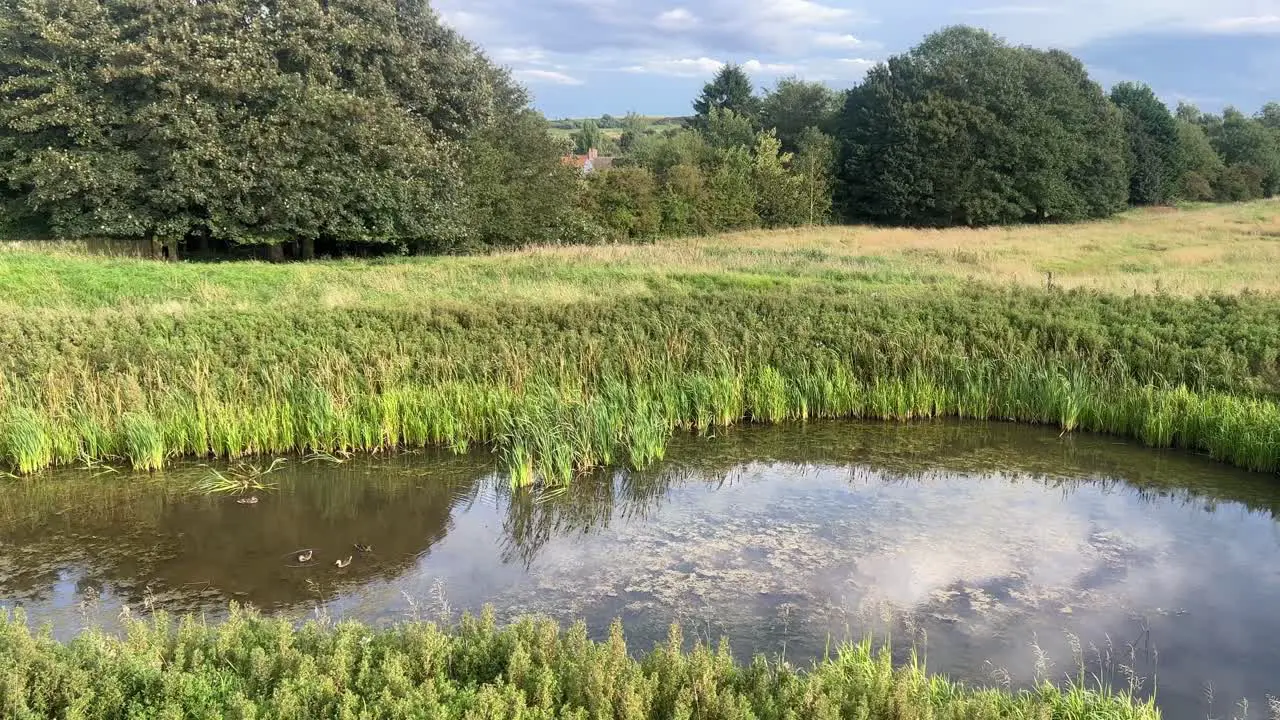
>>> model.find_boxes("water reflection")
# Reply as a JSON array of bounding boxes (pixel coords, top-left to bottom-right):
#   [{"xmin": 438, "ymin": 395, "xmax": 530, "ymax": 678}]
[
  {"xmin": 2, "ymin": 421, "xmax": 1279, "ymax": 720},
  {"xmin": 0, "ymin": 453, "xmax": 484, "ymax": 613}
]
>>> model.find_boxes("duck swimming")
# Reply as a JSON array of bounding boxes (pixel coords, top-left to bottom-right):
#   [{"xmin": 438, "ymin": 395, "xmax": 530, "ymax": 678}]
[
  {"xmin": 334, "ymin": 556, "xmax": 352, "ymax": 568},
  {"xmin": 236, "ymin": 496, "xmax": 259, "ymax": 505},
  {"xmin": 296, "ymin": 549, "xmax": 313, "ymax": 563},
  {"xmin": 353, "ymin": 543, "xmax": 372, "ymax": 553}
]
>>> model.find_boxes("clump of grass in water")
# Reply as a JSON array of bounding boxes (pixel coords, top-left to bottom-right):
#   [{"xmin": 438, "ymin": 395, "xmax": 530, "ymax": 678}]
[
  {"xmin": 192, "ymin": 458, "xmax": 285, "ymax": 495},
  {"xmin": 0, "ymin": 408, "xmax": 52, "ymax": 475},
  {"xmin": 0, "ymin": 605, "xmax": 1160, "ymax": 719},
  {"xmin": 120, "ymin": 412, "xmax": 165, "ymax": 471}
]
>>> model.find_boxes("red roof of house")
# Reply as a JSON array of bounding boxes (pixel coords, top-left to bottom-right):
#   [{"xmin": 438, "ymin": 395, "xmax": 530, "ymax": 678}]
[{"xmin": 562, "ymin": 147, "xmax": 600, "ymax": 168}]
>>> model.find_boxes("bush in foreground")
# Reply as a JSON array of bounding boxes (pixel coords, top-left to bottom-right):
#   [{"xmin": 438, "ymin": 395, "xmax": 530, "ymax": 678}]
[{"xmin": 0, "ymin": 606, "xmax": 1157, "ymax": 719}]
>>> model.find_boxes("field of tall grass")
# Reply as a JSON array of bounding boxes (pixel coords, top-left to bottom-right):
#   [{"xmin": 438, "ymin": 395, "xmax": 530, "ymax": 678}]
[
  {"xmin": 0, "ymin": 606, "xmax": 1157, "ymax": 719},
  {"xmin": 1, "ymin": 201, "xmax": 1279, "ymax": 480}
]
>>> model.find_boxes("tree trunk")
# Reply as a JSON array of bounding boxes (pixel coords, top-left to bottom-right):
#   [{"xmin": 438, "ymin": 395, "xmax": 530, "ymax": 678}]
[
  {"xmin": 300, "ymin": 237, "xmax": 315, "ymax": 261},
  {"xmin": 268, "ymin": 243, "xmax": 285, "ymax": 262}
]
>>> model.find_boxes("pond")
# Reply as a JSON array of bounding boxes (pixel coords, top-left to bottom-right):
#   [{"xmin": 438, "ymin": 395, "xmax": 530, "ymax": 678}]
[{"xmin": 2, "ymin": 420, "xmax": 1279, "ymax": 720}]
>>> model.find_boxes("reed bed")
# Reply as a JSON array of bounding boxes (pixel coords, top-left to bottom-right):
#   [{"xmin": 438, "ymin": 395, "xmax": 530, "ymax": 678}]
[
  {"xmin": 1, "ymin": 279, "xmax": 1279, "ymax": 481},
  {"xmin": 3, "ymin": 356, "xmax": 1277, "ymax": 481},
  {"xmin": 0, "ymin": 606, "xmax": 1157, "ymax": 719}
]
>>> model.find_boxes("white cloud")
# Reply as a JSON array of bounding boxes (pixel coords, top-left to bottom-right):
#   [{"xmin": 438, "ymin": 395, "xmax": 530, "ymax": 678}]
[
  {"xmin": 803, "ymin": 57, "xmax": 878, "ymax": 82},
  {"xmin": 1205, "ymin": 15, "xmax": 1280, "ymax": 32},
  {"xmin": 814, "ymin": 33, "xmax": 863, "ymax": 49},
  {"xmin": 942, "ymin": 1, "xmax": 1280, "ymax": 46},
  {"xmin": 623, "ymin": 56, "xmax": 726, "ymax": 76},
  {"xmin": 513, "ymin": 69, "xmax": 584, "ymax": 85},
  {"xmin": 655, "ymin": 8, "xmax": 699, "ymax": 30},
  {"xmin": 962, "ymin": 5, "xmax": 1062, "ymax": 15},
  {"xmin": 492, "ymin": 47, "xmax": 550, "ymax": 64},
  {"xmin": 619, "ymin": 53, "xmax": 877, "ymax": 84},
  {"xmin": 751, "ymin": 0, "xmax": 851, "ymax": 26},
  {"xmin": 437, "ymin": 8, "xmax": 489, "ymax": 35},
  {"xmin": 743, "ymin": 59, "xmax": 800, "ymax": 74},
  {"xmin": 743, "ymin": 56, "xmax": 878, "ymax": 83},
  {"xmin": 728, "ymin": 0, "xmax": 859, "ymax": 52}
]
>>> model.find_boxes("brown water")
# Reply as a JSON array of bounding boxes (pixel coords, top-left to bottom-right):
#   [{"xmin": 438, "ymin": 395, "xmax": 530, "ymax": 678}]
[{"xmin": 3, "ymin": 421, "xmax": 1279, "ymax": 719}]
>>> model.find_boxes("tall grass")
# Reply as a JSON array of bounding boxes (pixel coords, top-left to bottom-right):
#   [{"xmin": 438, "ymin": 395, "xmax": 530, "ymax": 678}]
[
  {"xmin": 0, "ymin": 408, "xmax": 51, "ymax": 475},
  {"xmin": 0, "ymin": 606, "xmax": 1158, "ymax": 719},
  {"xmin": 2, "ymin": 351, "xmax": 1277, "ymax": 482},
  {"xmin": 4, "ymin": 213, "xmax": 1280, "ymax": 483},
  {"xmin": 1, "ymin": 279, "xmax": 1279, "ymax": 481}
]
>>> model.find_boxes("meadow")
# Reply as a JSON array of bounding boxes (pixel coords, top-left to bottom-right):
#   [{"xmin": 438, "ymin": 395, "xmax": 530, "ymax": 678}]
[{"xmin": 1, "ymin": 201, "xmax": 1279, "ymax": 480}]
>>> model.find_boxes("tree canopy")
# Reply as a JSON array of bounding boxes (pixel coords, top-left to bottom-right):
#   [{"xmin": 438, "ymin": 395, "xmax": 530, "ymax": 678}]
[
  {"xmin": 573, "ymin": 120, "xmax": 603, "ymax": 154},
  {"xmin": 1110, "ymin": 82, "xmax": 1181, "ymax": 205},
  {"xmin": 3, "ymin": 9, "xmax": 1278, "ymax": 254},
  {"xmin": 1211, "ymin": 108, "xmax": 1280, "ymax": 198},
  {"xmin": 693, "ymin": 65, "xmax": 757, "ymax": 129},
  {"xmin": 1175, "ymin": 119, "xmax": 1224, "ymax": 201},
  {"xmin": 758, "ymin": 77, "xmax": 839, "ymax": 152},
  {"xmin": 834, "ymin": 27, "xmax": 1129, "ymax": 227},
  {"xmin": 0, "ymin": 0, "xmax": 578, "ymax": 253}
]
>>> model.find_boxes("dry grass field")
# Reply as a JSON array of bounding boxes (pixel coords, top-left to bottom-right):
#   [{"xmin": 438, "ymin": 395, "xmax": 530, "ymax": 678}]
[{"xmin": 525, "ymin": 200, "xmax": 1280, "ymax": 296}]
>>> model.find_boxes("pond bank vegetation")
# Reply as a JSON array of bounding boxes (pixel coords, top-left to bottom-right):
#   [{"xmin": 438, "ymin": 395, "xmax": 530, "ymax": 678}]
[
  {"xmin": 2, "ymin": 242, "xmax": 1279, "ymax": 479},
  {"xmin": 0, "ymin": 606, "xmax": 1159, "ymax": 719}
]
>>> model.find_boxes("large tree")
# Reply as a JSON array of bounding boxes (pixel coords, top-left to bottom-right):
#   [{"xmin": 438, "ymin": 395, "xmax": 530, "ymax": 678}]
[
  {"xmin": 693, "ymin": 64, "xmax": 757, "ymax": 130},
  {"xmin": 703, "ymin": 107, "xmax": 756, "ymax": 151},
  {"xmin": 572, "ymin": 119, "xmax": 603, "ymax": 154},
  {"xmin": 1211, "ymin": 108, "xmax": 1280, "ymax": 198},
  {"xmin": 1259, "ymin": 102, "xmax": 1280, "ymax": 131},
  {"xmin": 0, "ymin": 0, "xmax": 569, "ymax": 254},
  {"xmin": 758, "ymin": 76, "xmax": 839, "ymax": 152},
  {"xmin": 1175, "ymin": 119, "xmax": 1225, "ymax": 201},
  {"xmin": 751, "ymin": 131, "xmax": 807, "ymax": 228},
  {"xmin": 463, "ymin": 110, "xmax": 597, "ymax": 251},
  {"xmin": 793, "ymin": 127, "xmax": 837, "ymax": 224},
  {"xmin": 834, "ymin": 26, "xmax": 1128, "ymax": 226},
  {"xmin": 1110, "ymin": 82, "xmax": 1182, "ymax": 205}
]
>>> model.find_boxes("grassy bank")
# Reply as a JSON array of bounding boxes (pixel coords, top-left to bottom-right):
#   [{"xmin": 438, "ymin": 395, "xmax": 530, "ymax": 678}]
[
  {"xmin": 0, "ymin": 607, "xmax": 1156, "ymax": 719},
  {"xmin": 1, "ymin": 203, "xmax": 1279, "ymax": 479}
]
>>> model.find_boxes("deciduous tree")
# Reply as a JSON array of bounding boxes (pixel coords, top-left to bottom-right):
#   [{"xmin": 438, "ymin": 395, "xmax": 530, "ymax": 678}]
[
  {"xmin": 1110, "ymin": 82, "xmax": 1181, "ymax": 204},
  {"xmin": 759, "ymin": 77, "xmax": 839, "ymax": 152},
  {"xmin": 0, "ymin": 0, "xmax": 569, "ymax": 253},
  {"xmin": 834, "ymin": 26, "xmax": 1128, "ymax": 226}
]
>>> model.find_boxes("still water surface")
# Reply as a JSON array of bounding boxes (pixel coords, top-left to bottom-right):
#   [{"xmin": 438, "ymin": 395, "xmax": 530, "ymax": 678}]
[{"xmin": 3, "ymin": 421, "xmax": 1279, "ymax": 719}]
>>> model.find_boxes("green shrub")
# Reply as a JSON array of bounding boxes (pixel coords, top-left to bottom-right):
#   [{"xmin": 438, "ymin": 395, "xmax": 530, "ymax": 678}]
[{"xmin": 582, "ymin": 167, "xmax": 662, "ymax": 240}]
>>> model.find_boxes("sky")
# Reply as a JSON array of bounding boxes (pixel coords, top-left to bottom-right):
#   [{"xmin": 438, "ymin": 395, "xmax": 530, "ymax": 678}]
[{"xmin": 434, "ymin": 0, "xmax": 1280, "ymax": 119}]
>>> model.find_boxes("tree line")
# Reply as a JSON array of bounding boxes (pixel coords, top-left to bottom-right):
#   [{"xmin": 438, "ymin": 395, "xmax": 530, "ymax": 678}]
[
  {"xmin": 617, "ymin": 25, "xmax": 1280, "ymax": 235},
  {"xmin": 1, "ymin": 3, "xmax": 1277, "ymax": 256}
]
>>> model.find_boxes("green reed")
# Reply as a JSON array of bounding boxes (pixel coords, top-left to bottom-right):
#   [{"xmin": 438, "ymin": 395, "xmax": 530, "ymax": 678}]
[
  {"xmin": 1, "ymin": 279, "xmax": 1279, "ymax": 482},
  {"xmin": 191, "ymin": 458, "xmax": 286, "ymax": 495},
  {"xmin": 0, "ymin": 606, "xmax": 1157, "ymax": 720},
  {"xmin": 4, "ymin": 355, "xmax": 1277, "ymax": 483}
]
